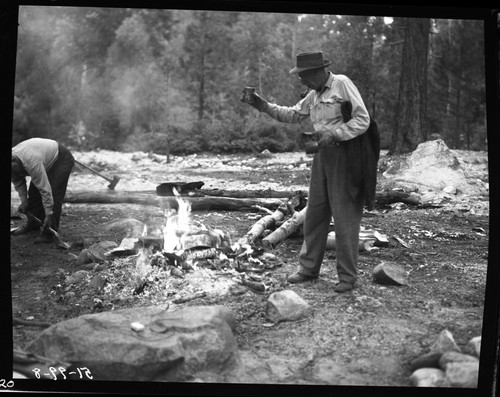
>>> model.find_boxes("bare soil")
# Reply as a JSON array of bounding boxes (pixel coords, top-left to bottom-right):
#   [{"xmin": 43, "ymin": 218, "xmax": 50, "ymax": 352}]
[{"xmin": 10, "ymin": 150, "xmax": 489, "ymax": 387}]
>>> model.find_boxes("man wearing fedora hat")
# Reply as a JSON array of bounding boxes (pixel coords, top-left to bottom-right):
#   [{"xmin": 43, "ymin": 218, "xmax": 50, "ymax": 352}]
[{"xmin": 242, "ymin": 51, "xmax": 377, "ymax": 293}]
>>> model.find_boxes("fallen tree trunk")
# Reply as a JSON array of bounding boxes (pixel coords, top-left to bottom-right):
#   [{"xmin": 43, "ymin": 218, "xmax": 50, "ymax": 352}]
[
  {"xmin": 64, "ymin": 188, "xmax": 422, "ymax": 206},
  {"xmin": 64, "ymin": 191, "xmax": 284, "ymax": 212},
  {"xmin": 200, "ymin": 188, "xmax": 307, "ymax": 199},
  {"xmin": 262, "ymin": 207, "xmax": 307, "ymax": 248}
]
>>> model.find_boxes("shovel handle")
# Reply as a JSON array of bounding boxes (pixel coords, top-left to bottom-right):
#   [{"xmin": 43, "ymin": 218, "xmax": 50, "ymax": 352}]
[{"xmin": 25, "ymin": 213, "xmax": 69, "ymax": 248}]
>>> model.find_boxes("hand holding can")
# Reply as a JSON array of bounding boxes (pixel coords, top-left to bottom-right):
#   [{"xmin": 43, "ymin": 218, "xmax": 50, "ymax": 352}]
[
  {"xmin": 302, "ymin": 132, "xmax": 319, "ymax": 154},
  {"xmin": 241, "ymin": 87, "xmax": 256, "ymax": 104}
]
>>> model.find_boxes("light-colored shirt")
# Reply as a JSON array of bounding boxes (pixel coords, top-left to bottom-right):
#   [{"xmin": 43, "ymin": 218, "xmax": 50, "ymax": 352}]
[
  {"xmin": 264, "ymin": 72, "xmax": 370, "ymax": 141},
  {"xmin": 11, "ymin": 138, "xmax": 59, "ymax": 215}
]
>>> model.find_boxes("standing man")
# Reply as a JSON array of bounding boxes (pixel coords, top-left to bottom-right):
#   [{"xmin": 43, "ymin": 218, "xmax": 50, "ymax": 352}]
[
  {"xmin": 11, "ymin": 137, "xmax": 75, "ymax": 243},
  {"xmin": 242, "ymin": 51, "xmax": 378, "ymax": 292}
]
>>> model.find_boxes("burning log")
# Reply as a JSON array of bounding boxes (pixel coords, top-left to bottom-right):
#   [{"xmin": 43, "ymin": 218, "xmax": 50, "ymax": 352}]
[{"xmin": 262, "ymin": 207, "xmax": 307, "ymax": 248}]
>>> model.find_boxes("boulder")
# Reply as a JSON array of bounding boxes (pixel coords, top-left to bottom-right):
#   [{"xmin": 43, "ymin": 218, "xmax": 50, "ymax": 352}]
[
  {"xmin": 430, "ymin": 329, "xmax": 461, "ymax": 354},
  {"xmin": 266, "ymin": 290, "xmax": 312, "ymax": 323},
  {"xmin": 24, "ymin": 305, "xmax": 238, "ymax": 381},
  {"xmin": 409, "ymin": 367, "xmax": 450, "ymax": 387},
  {"xmin": 410, "ymin": 351, "xmax": 442, "ymax": 371},
  {"xmin": 445, "ymin": 361, "xmax": 479, "ymax": 388},
  {"xmin": 373, "ymin": 263, "xmax": 408, "ymax": 286},
  {"xmin": 76, "ymin": 249, "xmax": 92, "ymax": 266},
  {"xmin": 87, "ymin": 241, "xmax": 118, "ymax": 262},
  {"xmin": 466, "ymin": 336, "xmax": 481, "ymax": 358},
  {"xmin": 382, "ymin": 139, "xmax": 480, "ymax": 195},
  {"xmin": 439, "ymin": 351, "xmax": 479, "ymax": 370}
]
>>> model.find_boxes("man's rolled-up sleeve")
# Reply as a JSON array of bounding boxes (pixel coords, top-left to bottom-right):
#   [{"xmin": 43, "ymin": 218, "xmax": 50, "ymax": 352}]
[{"xmin": 264, "ymin": 97, "xmax": 310, "ymax": 124}]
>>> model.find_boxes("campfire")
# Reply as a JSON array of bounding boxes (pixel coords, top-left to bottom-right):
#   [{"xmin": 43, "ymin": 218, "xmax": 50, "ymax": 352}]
[
  {"xmin": 101, "ymin": 188, "xmax": 281, "ymax": 301},
  {"xmin": 68, "ymin": 186, "xmax": 387, "ymax": 309}
]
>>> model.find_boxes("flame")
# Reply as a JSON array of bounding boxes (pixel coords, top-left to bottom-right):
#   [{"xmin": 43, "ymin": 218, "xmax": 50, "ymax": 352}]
[
  {"xmin": 162, "ymin": 187, "xmax": 192, "ymax": 253},
  {"xmin": 136, "ymin": 247, "xmax": 152, "ymax": 277}
]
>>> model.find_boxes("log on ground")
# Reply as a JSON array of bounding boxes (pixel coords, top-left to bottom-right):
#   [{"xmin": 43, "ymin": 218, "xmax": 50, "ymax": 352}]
[
  {"xmin": 262, "ymin": 207, "xmax": 307, "ymax": 248},
  {"xmin": 238, "ymin": 203, "xmax": 290, "ymax": 245},
  {"xmin": 375, "ymin": 190, "xmax": 422, "ymax": 206},
  {"xmin": 64, "ymin": 190, "xmax": 285, "ymax": 212}
]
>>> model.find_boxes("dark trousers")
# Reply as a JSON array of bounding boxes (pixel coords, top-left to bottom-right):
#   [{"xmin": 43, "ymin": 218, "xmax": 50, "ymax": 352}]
[
  {"xmin": 27, "ymin": 144, "xmax": 74, "ymax": 231},
  {"xmin": 298, "ymin": 143, "xmax": 364, "ymax": 284}
]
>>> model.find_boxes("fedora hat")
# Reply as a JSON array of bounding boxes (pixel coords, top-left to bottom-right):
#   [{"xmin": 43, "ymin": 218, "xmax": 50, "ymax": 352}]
[{"xmin": 289, "ymin": 51, "xmax": 331, "ymax": 74}]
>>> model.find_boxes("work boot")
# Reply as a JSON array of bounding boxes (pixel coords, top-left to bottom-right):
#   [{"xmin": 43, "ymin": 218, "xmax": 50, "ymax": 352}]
[
  {"xmin": 11, "ymin": 222, "xmax": 39, "ymax": 236},
  {"xmin": 34, "ymin": 232, "xmax": 54, "ymax": 244},
  {"xmin": 334, "ymin": 282, "xmax": 354, "ymax": 293},
  {"xmin": 287, "ymin": 273, "xmax": 317, "ymax": 284}
]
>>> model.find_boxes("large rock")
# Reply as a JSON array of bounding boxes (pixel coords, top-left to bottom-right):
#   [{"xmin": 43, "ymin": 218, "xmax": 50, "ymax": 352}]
[
  {"xmin": 409, "ymin": 367, "xmax": 450, "ymax": 387},
  {"xmin": 24, "ymin": 305, "xmax": 238, "ymax": 381},
  {"xmin": 410, "ymin": 351, "xmax": 442, "ymax": 371},
  {"xmin": 373, "ymin": 263, "xmax": 408, "ymax": 286},
  {"xmin": 445, "ymin": 361, "xmax": 479, "ymax": 388},
  {"xmin": 87, "ymin": 240, "xmax": 118, "ymax": 262},
  {"xmin": 266, "ymin": 290, "xmax": 312, "ymax": 323},
  {"xmin": 466, "ymin": 336, "xmax": 481, "ymax": 358},
  {"xmin": 430, "ymin": 329, "xmax": 461, "ymax": 354},
  {"xmin": 382, "ymin": 139, "xmax": 480, "ymax": 194},
  {"xmin": 439, "ymin": 351, "xmax": 479, "ymax": 370}
]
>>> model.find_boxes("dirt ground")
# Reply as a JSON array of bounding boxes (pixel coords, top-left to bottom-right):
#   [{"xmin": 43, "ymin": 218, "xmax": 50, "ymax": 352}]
[{"xmin": 9, "ymin": 150, "xmax": 490, "ymax": 387}]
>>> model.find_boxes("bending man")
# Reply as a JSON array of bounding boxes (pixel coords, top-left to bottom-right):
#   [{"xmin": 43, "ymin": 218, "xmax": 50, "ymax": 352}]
[{"xmin": 11, "ymin": 137, "xmax": 75, "ymax": 243}]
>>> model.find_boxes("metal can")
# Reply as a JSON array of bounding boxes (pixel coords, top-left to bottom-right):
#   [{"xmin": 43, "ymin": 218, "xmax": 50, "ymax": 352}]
[{"xmin": 242, "ymin": 87, "xmax": 256, "ymax": 104}]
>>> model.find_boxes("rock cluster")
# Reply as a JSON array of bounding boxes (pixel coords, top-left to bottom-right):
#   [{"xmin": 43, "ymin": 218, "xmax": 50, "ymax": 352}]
[{"xmin": 409, "ymin": 329, "xmax": 480, "ymax": 387}]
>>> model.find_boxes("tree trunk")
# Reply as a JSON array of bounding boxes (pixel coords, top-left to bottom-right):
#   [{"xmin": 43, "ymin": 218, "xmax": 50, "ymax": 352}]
[
  {"xmin": 64, "ymin": 190, "xmax": 284, "ymax": 212},
  {"xmin": 454, "ymin": 20, "xmax": 464, "ymax": 149},
  {"xmin": 200, "ymin": 188, "xmax": 307, "ymax": 199},
  {"xmin": 389, "ymin": 18, "xmax": 430, "ymax": 155},
  {"xmin": 197, "ymin": 12, "xmax": 207, "ymax": 122}
]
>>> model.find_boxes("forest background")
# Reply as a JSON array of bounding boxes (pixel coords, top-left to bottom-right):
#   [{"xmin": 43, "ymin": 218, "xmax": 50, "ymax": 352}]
[{"xmin": 11, "ymin": 5, "xmax": 488, "ymax": 157}]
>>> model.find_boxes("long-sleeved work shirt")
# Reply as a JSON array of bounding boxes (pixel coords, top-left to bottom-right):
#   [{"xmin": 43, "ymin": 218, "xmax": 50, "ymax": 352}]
[
  {"xmin": 11, "ymin": 138, "xmax": 59, "ymax": 215},
  {"xmin": 264, "ymin": 72, "xmax": 370, "ymax": 140}
]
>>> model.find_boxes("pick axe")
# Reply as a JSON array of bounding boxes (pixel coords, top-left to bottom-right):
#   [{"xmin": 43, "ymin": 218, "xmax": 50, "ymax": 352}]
[{"xmin": 74, "ymin": 159, "xmax": 120, "ymax": 190}]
